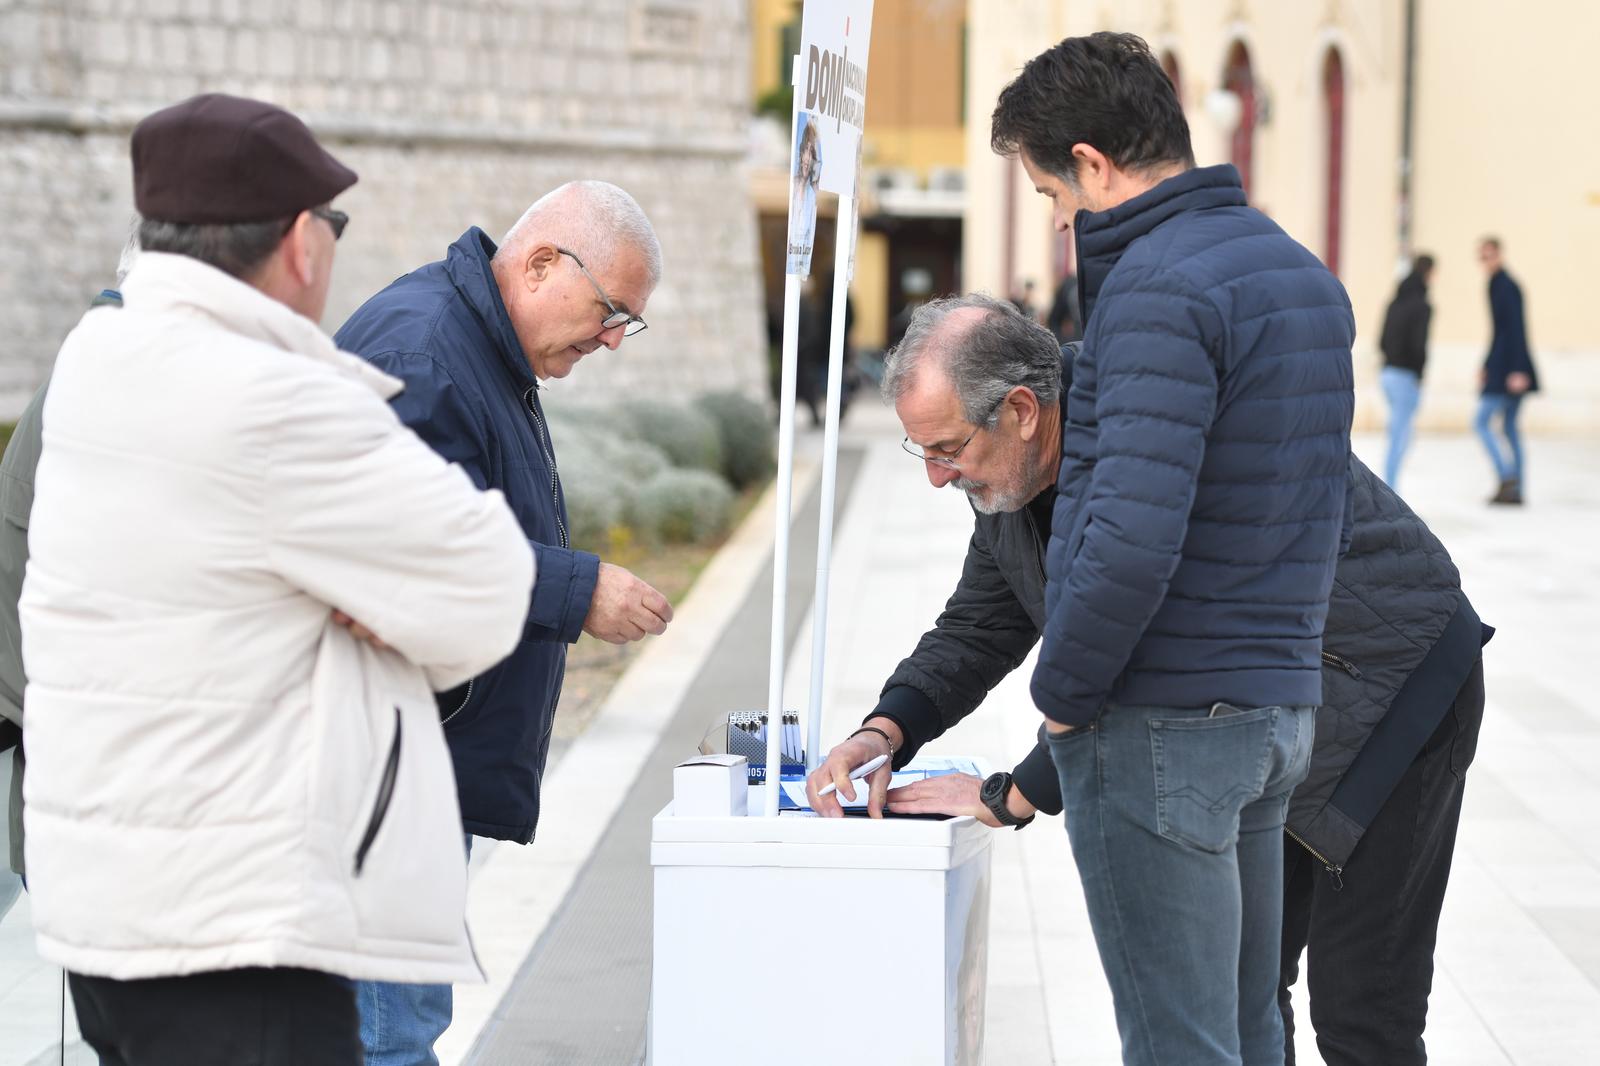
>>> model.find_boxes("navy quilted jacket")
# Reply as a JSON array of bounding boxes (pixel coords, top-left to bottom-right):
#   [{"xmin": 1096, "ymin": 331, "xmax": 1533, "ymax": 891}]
[
  {"xmin": 335, "ymin": 228, "xmax": 601, "ymax": 843},
  {"xmin": 1031, "ymin": 165, "xmax": 1355, "ymax": 726}
]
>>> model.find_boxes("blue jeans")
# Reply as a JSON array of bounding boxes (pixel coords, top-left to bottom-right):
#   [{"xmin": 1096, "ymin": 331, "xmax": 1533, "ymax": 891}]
[
  {"xmin": 1380, "ymin": 367, "xmax": 1421, "ymax": 489},
  {"xmin": 1474, "ymin": 393, "xmax": 1524, "ymax": 484},
  {"xmin": 1048, "ymin": 703, "xmax": 1315, "ymax": 1066},
  {"xmin": 357, "ymin": 835, "xmax": 472, "ymax": 1066}
]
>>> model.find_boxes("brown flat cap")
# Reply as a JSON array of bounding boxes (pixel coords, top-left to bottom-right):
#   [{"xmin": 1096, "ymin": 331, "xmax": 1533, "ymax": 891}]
[{"xmin": 131, "ymin": 93, "xmax": 357, "ymax": 225}]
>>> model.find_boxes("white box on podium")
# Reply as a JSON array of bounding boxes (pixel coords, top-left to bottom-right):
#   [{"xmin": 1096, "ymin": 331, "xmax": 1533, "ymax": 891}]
[{"xmin": 648, "ymin": 795, "xmax": 993, "ymax": 1065}]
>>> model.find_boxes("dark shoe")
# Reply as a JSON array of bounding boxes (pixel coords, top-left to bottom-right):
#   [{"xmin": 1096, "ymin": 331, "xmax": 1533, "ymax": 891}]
[{"xmin": 1490, "ymin": 478, "xmax": 1524, "ymax": 505}]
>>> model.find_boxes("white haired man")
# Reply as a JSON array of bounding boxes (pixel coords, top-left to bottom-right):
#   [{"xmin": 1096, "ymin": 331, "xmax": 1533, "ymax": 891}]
[{"xmin": 335, "ymin": 180, "xmax": 675, "ymax": 1064}]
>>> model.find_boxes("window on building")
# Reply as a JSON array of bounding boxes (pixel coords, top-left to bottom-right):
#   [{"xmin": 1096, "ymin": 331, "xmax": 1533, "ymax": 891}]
[
  {"xmin": 1161, "ymin": 49, "xmax": 1181, "ymax": 100},
  {"xmin": 1223, "ymin": 41, "xmax": 1256, "ymax": 200},
  {"xmin": 1322, "ymin": 47, "xmax": 1346, "ymax": 276}
]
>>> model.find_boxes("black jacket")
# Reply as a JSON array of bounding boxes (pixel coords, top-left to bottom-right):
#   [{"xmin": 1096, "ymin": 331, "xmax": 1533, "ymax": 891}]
[
  {"xmin": 1483, "ymin": 269, "xmax": 1539, "ymax": 395},
  {"xmin": 871, "ymin": 355, "xmax": 1488, "ymax": 868},
  {"xmin": 1379, "ymin": 272, "xmax": 1432, "ymax": 376}
]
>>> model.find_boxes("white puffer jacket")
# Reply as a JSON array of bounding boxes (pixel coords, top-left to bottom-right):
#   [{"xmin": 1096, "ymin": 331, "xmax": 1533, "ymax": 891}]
[{"xmin": 20, "ymin": 253, "xmax": 534, "ymax": 984}]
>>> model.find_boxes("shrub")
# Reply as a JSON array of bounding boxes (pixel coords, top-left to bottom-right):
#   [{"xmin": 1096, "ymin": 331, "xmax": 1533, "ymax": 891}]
[
  {"xmin": 618, "ymin": 401, "xmax": 724, "ymax": 474},
  {"xmin": 629, "ymin": 468, "xmax": 735, "ymax": 544},
  {"xmin": 551, "ymin": 432, "xmax": 630, "ymax": 551},
  {"xmin": 694, "ymin": 391, "xmax": 776, "ymax": 489}
]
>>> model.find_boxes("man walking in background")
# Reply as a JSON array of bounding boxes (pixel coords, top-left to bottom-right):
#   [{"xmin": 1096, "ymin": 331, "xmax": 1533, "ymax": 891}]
[
  {"xmin": 1378, "ymin": 254, "xmax": 1434, "ymax": 489},
  {"xmin": 335, "ymin": 180, "xmax": 675, "ymax": 1065},
  {"xmin": 1474, "ymin": 237, "xmax": 1538, "ymax": 505}
]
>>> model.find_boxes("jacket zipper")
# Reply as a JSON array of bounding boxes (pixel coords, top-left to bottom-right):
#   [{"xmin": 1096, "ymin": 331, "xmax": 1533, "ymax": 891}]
[
  {"xmin": 353, "ymin": 708, "xmax": 403, "ymax": 876},
  {"xmin": 440, "ymin": 678, "xmax": 474, "ymax": 726},
  {"xmin": 1321, "ymin": 650, "xmax": 1363, "ymax": 679},
  {"xmin": 1285, "ymin": 825, "xmax": 1345, "ymax": 891},
  {"xmin": 523, "ymin": 386, "xmax": 569, "ymax": 550}
]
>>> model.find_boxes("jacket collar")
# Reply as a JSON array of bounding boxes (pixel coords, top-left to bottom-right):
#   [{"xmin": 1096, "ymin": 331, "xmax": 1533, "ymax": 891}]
[
  {"xmin": 1075, "ymin": 164, "xmax": 1247, "ymax": 324},
  {"xmin": 443, "ymin": 227, "xmax": 538, "ymax": 392},
  {"xmin": 119, "ymin": 252, "xmax": 403, "ymax": 399}
]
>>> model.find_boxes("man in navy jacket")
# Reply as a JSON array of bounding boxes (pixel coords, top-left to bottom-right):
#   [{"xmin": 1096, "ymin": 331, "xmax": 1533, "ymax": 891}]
[
  {"xmin": 334, "ymin": 181, "xmax": 673, "ymax": 1066},
  {"xmin": 1474, "ymin": 236, "xmax": 1538, "ymax": 505},
  {"xmin": 992, "ymin": 34, "xmax": 1355, "ymax": 1065}
]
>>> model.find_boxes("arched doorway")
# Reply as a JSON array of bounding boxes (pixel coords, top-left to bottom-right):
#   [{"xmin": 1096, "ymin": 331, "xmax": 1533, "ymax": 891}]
[
  {"xmin": 1222, "ymin": 41, "xmax": 1256, "ymax": 199},
  {"xmin": 1322, "ymin": 47, "xmax": 1346, "ymax": 276},
  {"xmin": 1161, "ymin": 49, "xmax": 1181, "ymax": 100}
]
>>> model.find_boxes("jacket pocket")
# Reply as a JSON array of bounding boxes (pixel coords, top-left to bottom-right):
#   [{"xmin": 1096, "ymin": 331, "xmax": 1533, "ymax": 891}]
[{"xmin": 353, "ymin": 708, "xmax": 402, "ymax": 876}]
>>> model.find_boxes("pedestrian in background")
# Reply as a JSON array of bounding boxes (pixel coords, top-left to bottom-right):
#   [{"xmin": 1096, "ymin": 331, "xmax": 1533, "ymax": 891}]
[
  {"xmin": 1474, "ymin": 237, "xmax": 1538, "ymax": 505},
  {"xmin": 1377, "ymin": 254, "xmax": 1434, "ymax": 490}
]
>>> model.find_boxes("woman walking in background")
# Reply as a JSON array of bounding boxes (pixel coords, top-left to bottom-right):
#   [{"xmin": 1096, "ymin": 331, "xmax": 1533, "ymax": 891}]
[{"xmin": 1378, "ymin": 254, "xmax": 1434, "ymax": 490}]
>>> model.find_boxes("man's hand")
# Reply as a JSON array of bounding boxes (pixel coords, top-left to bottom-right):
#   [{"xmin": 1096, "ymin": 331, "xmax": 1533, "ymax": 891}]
[
  {"xmin": 884, "ymin": 772, "xmax": 1038, "ymax": 828},
  {"xmin": 805, "ymin": 719, "xmax": 900, "ymax": 818},
  {"xmin": 583, "ymin": 562, "xmax": 673, "ymax": 644},
  {"xmin": 1507, "ymin": 371, "xmax": 1532, "ymax": 395},
  {"xmin": 332, "ymin": 609, "xmax": 388, "ymax": 650},
  {"xmin": 1043, "ymin": 720, "xmax": 1079, "ymax": 736}
]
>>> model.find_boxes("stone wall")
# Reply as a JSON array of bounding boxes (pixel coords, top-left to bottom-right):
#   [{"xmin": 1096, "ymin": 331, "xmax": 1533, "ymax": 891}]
[{"xmin": 0, "ymin": 0, "xmax": 767, "ymax": 415}]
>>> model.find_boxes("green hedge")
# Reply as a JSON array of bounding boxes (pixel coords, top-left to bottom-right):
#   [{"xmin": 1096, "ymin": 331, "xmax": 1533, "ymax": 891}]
[{"xmin": 546, "ymin": 393, "xmax": 770, "ymax": 552}]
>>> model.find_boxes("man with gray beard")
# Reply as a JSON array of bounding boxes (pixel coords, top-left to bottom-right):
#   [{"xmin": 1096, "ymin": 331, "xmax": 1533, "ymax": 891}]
[{"xmin": 807, "ymin": 293, "xmax": 1065, "ymax": 823}]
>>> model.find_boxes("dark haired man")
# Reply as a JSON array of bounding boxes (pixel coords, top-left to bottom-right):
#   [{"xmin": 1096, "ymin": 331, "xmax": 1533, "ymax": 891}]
[{"xmin": 993, "ymin": 32, "xmax": 1355, "ymax": 1065}]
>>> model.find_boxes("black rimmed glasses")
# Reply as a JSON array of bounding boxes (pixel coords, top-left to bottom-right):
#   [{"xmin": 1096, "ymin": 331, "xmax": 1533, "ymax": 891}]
[
  {"xmin": 285, "ymin": 207, "xmax": 348, "ymax": 240},
  {"xmin": 311, "ymin": 206, "xmax": 349, "ymax": 240},
  {"xmin": 556, "ymin": 246, "xmax": 649, "ymax": 337}
]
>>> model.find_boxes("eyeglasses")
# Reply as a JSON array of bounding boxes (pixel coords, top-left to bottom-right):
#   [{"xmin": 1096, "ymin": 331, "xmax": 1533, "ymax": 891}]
[
  {"xmin": 556, "ymin": 247, "xmax": 649, "ymax": 337},
  {"xmin": 900, "ymin": 398, "xmax": 1006, "ymax": 469},
  {"xmin": 284, "ymin": 207, "xmax": 349, "ymax": 241},
  {"xmin": 312, "ymin": 207, "xmax": 349, "ymax": 240}
]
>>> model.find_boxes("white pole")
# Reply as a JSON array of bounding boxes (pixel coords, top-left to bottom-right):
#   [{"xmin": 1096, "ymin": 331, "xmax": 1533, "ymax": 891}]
[
  {"xmin": 764, "ymin": 273, "xmax": 801, "ymax": 817},
  {"xmin": 764, "ymin": 56, "xmax": 808, "ymax": 818},
  {"xmin": 804, "ymin": 192, "xmax": 857, "ymax": 772}
]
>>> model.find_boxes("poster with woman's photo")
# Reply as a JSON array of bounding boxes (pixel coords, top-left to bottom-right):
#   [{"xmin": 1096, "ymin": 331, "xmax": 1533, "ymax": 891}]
[{"xmin": 786, "ymin": 110, "xmax": 822, "ymax": 277}]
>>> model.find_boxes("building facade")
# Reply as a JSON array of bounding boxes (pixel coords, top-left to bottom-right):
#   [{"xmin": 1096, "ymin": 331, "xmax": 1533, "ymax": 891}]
[
  {"xmin": 0, "ymin": 0, "xmax": 768, "ymax": 417},
  {"xmin": 963, "ymin": 0, "xmax": 1600, "ymax": 433}
]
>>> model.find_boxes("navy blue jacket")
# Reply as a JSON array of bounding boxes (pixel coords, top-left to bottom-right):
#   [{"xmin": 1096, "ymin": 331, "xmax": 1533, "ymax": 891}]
[
  {"xmin": 1482, "ymin": 269, "xmax": 1539, "ymax": 395},
  {"xmin": 1032, "ymin": 165, "xmax": 1356, "ymax": 726},
  {"xmin": 335, "ymin": 228, "xmax": 600, "ymax": 843}
]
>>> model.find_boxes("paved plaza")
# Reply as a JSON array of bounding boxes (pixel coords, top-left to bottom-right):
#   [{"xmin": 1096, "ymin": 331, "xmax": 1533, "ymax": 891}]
[{"xmin": 2, "ymin": 401, "xmax": 1596, "ymax": 1064}]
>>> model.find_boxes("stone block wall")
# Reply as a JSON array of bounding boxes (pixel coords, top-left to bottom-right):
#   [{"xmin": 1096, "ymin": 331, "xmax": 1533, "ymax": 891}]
[{"xmin": 0, "ymin": 0, "xmax": 767, "ymax": 415}]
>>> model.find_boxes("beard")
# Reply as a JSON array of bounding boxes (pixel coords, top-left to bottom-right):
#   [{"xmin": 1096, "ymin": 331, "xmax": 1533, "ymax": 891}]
[{"xmin": 954, "ymin": 476, "xmax": 1030, "ymax": 515}]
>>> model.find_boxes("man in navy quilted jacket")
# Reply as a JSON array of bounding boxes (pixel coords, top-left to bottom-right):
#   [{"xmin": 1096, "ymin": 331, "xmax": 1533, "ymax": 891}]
[{"xmin": 993, "ymin": 34, "xmax": 1356, "ymax": 1066}]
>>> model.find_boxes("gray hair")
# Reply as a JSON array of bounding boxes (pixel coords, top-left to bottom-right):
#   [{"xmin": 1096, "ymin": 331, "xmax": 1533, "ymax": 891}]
[
  {"xmin": 115, "ymin": 223, "xmax": 141, "ymax": 285},
  {"xmin": 137, "ymin": 215, "xmax": 288, "ymax": 280},
  {"xmin": 498, "ymin": 180, "xmax": 663, "ymax": 286},
  {"xmin": 882, "ymin": 293, "xmax": 1063, "ymax": 424}
]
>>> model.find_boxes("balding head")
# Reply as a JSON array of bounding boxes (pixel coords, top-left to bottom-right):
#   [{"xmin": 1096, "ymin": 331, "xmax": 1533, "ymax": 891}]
[
  {"xmin": 498, "ymin": 181, "xmax": 662, "ymax": 287},
  {"xmin": 491, "ymin": 181, "xmax": 662, "ymax": 380},
  {"xmin": 883, "ymin": 293, "xmax": 1062, "ymax": 426}
]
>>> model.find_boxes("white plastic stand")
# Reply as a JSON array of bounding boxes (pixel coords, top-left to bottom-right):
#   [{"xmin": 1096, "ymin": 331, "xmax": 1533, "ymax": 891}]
[{"xmin": 648, "ymin": 806, "xmax": 994, "ymax": 1065}]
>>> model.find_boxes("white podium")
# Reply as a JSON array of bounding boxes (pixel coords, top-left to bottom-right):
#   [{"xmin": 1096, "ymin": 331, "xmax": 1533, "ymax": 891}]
[{"xmin": 648, "ymin": 801, "xmax": 994, "ymax": 1065}]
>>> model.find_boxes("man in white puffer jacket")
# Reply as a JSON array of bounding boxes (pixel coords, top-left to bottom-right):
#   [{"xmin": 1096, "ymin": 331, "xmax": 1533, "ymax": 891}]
[{"xmin": 19, "ymin": 94, "xmax": 534, "ymax": 1066}]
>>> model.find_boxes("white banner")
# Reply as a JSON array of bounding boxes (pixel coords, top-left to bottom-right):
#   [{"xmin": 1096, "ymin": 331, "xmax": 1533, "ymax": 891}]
[{"xmin": 785, "ymin": 0, "xmax": 873, "ymax": 277}]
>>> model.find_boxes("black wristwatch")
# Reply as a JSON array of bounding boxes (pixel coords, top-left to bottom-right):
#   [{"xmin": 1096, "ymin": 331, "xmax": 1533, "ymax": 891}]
[{"xmin": 980, "ymin": 771, "xmax": 1034, "ymax": 830}]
